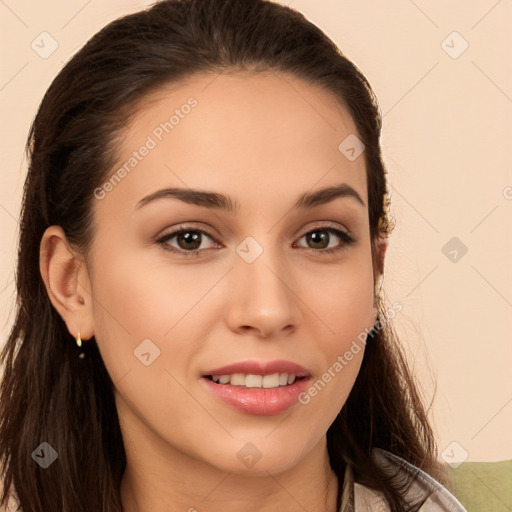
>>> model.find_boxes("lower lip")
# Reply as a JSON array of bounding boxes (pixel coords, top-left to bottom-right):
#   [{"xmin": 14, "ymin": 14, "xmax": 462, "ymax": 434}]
[{"xmin": 200, "ymin": 376, "xmax": 311, "ymax": 416}]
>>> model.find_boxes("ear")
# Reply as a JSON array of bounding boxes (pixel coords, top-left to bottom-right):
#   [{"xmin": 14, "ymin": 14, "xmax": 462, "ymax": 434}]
[
  {"xmin": 372, "ymin": 231, "xmax": 389, "ymax": 309},
  {"xmin": 39, "ymin": 225, "xmax": 94, "ymax": 341}
]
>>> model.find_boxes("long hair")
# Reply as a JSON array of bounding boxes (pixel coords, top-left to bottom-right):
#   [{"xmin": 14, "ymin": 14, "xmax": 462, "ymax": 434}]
[{"xmin": 0, "ymin": 1, "xmax": 444, "ymax": 510}]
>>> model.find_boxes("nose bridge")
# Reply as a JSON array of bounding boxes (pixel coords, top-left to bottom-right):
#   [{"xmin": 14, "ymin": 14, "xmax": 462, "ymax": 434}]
[{"xmin": 226, "ymin": 235, "xmax": 301, "ymax": 336}]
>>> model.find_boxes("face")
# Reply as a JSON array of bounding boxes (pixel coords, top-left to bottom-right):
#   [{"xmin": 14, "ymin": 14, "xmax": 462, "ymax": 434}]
[{"xmin": 85, "ymin": 71, "xmax": 377, "ymax": 475}]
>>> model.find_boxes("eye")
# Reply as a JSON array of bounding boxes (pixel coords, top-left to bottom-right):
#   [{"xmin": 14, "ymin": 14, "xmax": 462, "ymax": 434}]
[
  {"xmin": 157, "ymin": 227, "xmax": 219, "ymax": 256},
  {"xmin": 156, "ymin": 223, "xmax": 355, "ymax": 258},
  {"xmin": 295, "ymin": 226, "xmax": 355, "ymax": 255}
]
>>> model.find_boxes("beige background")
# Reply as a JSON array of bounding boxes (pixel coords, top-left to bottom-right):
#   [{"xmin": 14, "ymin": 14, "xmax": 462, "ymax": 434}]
[{"xmin": 1, "ymin": 0, "xmax": 511, "ymax": 463}]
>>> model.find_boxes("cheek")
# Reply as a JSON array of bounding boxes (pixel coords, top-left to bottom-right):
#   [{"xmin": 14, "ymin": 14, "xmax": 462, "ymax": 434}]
[
  {"xmin": 296, "ymin": 250, "xmax": 375, "ymax": 416},
  {"xmin": 88, "ymin": 249, "xmax": 215, "ymax": 442},
  {"xmin": 91, "ymin": 244, "xmax": 203, "ymax": 333},
  {"xmin": 88, "ymin": 244, "xmax": 229, "ymax": 384},
  {"xmin": 303, "ymin": 247, "xmax": 376, "ymax": 342}
]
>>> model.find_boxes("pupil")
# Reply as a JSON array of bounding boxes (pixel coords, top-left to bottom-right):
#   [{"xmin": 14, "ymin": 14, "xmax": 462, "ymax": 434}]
[
  {"xmin": 307, "ymin": 231, "xmax": 329, "ymax": 249},
  {"xmin": 178, "ymin": 231, "xmax": 201, "ymax": 250}
]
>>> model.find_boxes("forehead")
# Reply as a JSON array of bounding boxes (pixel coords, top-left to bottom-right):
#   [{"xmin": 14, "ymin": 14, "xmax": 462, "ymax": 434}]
[{"xmin": 97, "ymin": 70, "xmax": 367, "ymax": 215}]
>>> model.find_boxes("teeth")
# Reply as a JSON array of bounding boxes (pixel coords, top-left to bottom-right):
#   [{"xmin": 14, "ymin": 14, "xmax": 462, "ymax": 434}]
[
  {"xmin": 246, "ymin": 374, "xmax": 263, "ymax": 388},
  {"xmin": 210, "ymin": 373, "xmax": 298, "ymax": 388},
  {"xmin": 230, "ymin": 373, "xmax": 246, "ymax": 386}
]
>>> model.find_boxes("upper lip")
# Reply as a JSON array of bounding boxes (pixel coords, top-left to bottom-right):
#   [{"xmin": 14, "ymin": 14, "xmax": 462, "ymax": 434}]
[{"xmin": 202, "ymin": 359, "xmax": 311, "ymax": 378}]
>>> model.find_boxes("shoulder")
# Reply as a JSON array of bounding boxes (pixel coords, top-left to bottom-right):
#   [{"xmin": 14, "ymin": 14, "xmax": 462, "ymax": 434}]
[{"xmin": 352, "ymin": 448, "xmax": 468, "ymax": 511}]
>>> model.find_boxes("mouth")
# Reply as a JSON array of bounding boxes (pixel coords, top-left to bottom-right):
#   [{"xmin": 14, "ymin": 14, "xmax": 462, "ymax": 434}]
[
  {"xmin": 202, "ymin": 373, "xmax": 309, "ymax": 389},
  {"xmin": 200, "ymin": 372, "xmax": 312, "ymax": 415},
  {"xmin": 201, "ymin": 359, "xmax": 311, "ymax": 386}
]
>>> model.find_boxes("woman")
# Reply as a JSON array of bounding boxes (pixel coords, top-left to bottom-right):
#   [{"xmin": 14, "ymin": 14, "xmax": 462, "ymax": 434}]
[{"xmin": 0, "ymin": 0, "xmax": 467, "ymax": 511}]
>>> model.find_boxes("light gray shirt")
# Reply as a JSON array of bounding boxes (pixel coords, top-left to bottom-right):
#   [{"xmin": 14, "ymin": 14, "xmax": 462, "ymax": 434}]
[{"xmin": 339, "ymin": 448, "xmax": 468, "ymax": 511}]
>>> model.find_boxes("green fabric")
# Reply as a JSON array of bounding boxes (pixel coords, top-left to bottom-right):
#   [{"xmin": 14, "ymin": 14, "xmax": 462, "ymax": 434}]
[{"xmin": 445, "ymin": 461, "xmax": 512, "ymax": 512}]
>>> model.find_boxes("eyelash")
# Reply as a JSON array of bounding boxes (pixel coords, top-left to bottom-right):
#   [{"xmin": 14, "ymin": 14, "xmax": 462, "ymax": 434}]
[{"xmin": 156, "ymin": 224, "xmax": 356, "ymax": 258}]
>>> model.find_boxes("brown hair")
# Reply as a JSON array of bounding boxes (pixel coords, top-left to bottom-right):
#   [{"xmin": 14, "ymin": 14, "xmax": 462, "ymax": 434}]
[{"xmin": 0, "ymin": 1, "xmax": 443, "ymax": 511}]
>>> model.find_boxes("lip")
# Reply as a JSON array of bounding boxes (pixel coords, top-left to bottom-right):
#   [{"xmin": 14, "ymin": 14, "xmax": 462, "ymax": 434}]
[
  {"xmin": 202, "ymin": 359, "xmax": 311, "ymax": 378},
  {"xmin": 200, "ymin": 374, "xmax": 312, "ymax": 415}
]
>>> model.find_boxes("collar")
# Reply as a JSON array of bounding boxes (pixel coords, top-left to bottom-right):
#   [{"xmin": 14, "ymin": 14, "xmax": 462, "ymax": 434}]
[{"xmin": 338, "ymin": 449, "xmax": 467, "ymax": 512}]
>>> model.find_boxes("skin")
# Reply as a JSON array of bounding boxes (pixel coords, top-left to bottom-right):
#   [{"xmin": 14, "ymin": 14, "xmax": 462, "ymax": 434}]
[{"xmin": 40, "ymin": 71, "xmax": 387, "ymax": 512}]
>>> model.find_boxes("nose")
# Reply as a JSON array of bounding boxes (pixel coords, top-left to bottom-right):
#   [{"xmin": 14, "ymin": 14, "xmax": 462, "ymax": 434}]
[{"xmin": 224, "ymin": 248, "xmax": 302, "ymax": 338}]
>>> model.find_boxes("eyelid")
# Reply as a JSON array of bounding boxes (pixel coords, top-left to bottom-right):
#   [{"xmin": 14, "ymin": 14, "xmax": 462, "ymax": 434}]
[
  {"xmin": 157, "ymin": 221, "xmax": 350, "ymax": 241},
  {"xmin": 295, "ymin": 221, "xmax": 351, "ymax": 238},
  {"xmin": 158, "ymin": 223, "xmax": 219, "ymax": 241}
]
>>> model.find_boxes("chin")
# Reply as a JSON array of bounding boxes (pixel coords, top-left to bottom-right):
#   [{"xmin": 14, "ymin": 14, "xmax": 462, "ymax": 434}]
[{"xmin": 199, "ymin": 436, "xmax": 311, "ymax": 477}]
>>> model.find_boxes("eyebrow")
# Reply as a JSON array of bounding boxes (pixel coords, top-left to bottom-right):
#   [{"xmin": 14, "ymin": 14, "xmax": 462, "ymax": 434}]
[{"xmin": 134, "ymin": 183, "xmax": 366, "ymax": 213}]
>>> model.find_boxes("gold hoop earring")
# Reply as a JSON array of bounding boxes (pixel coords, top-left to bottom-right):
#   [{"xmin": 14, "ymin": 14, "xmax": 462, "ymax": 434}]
[{"xmin": 76, "ymin": 332, "xmax": 82, "ymax": 347}]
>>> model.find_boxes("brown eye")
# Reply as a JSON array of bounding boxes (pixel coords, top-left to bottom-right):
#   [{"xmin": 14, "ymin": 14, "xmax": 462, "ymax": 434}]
[
  {"xmin": 158, "ymin": 228, "xmax": 218, "ymax": 255},
  {"xmin": 176, "ymin": 231, "xmax": 202, "ymax": 250},
  {"xmin": 304, "ymin": 230, "xmax": 331, "ymax": 249},
  {"xmin": 297, "ymin": 227, "xmax": 354, "ymax": 252}
]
